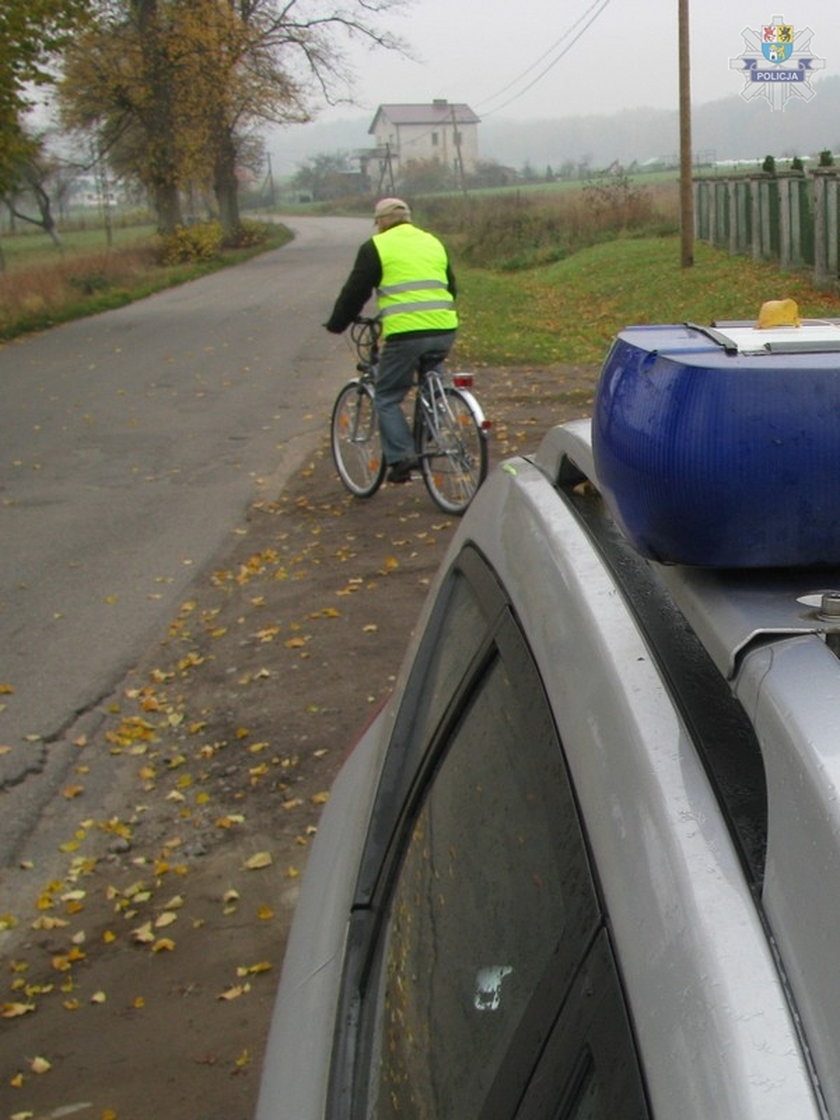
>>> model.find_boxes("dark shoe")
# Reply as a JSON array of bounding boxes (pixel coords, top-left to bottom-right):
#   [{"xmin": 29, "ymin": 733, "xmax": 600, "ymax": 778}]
[{"xmin": 387, "ymin": 458, "xmax": 419, "ymax": 483}]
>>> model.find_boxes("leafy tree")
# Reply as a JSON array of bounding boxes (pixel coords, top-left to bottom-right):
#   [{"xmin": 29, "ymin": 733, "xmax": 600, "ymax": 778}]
[
  {"xmin": 465, "ymin": 160, "xmax": 513, "ymax": 190},
  {"xmin": 520, "ymin": 160, "xmax": 537, "ymax": 183},
  {"xmin": 292, "ymin": 151, "xmax": 357, "ymax": 200},
  {"xmin": 0, "ymin": 0, "xmax": 93, "ymax": 192},
  {"xmin": 60, "ymin": 0, "xmax": 406, "ymax": 238},
  {"xmin": 61, "ymin": 1, "xmax": 197, "ymax": 233},
  {"xmin": 399, "ymin": 158, "xmax": 456, "ymax": 195}
]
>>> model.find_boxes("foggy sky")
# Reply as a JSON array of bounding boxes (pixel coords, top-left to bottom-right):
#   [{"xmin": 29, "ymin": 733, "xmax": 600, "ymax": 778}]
[{"xmin": 311, "ymin": 0, "xmax": 839, "ymax": 123}]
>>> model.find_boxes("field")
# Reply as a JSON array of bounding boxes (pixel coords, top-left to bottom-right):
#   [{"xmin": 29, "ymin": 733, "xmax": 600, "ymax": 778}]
[{"xmin": 3, "ymin": 183, "xmax": 840, "ymax": 358}]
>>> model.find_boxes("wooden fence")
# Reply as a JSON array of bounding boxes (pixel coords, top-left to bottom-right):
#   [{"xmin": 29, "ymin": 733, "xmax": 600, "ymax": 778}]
[{"xmin": 694, "ymin": 172, "xmax": 840, "ymax": 286}]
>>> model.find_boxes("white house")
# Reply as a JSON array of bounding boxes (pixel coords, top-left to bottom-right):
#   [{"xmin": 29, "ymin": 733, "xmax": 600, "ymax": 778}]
[{"xmin": 368, "ymin": 100, "xmax": 481, "ymax": 180}]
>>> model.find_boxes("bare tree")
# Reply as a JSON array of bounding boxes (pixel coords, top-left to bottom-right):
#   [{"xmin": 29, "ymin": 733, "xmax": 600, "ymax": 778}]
[{"xmin": 1, "ymin": 134, "xmax": 67, "ymax": 247}]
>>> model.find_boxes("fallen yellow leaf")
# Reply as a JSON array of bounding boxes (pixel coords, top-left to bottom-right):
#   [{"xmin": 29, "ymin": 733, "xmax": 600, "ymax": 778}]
[
  {"xmin": 130, "ymin": 922, "xmax": 155, "ymax": 944},
  {"xmin": 1, "ymin": 1002, "xmax": 35, "ymax": 1019},
  {"xmin": 218, "ymin": 984, "xmax": 246, "ymax": 1001},
  {"xmin": 30, "ymin": 1056, "xmax": 51, "ymax": 1074},
  {"xmin": 236, "ymin": 961, "xmax": 272, "ymax": 977},
  {"xmin": 216, "ymin": 814, "xmax": 245, "ymax": 829},
  {"xmin": 244, "ymin": 851, "xmax": 272, "ymax": 870}
]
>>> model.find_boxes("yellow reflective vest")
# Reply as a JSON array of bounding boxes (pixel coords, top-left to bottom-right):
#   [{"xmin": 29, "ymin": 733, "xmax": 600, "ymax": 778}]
[{"xmin": 373, "ymin": 223, "xmax": 458, "ymax": 337}]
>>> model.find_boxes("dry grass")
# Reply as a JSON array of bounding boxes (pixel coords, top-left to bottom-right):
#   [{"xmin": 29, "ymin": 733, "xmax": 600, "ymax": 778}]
[
  {"xmin": 0, "ymin": 221, "xmax": 289, "ymax": 340},
  {"xmin": 0, "ymin": 244, "xmax": 160, "ymax": 335},
  {"xmin": 420, "ymin": 179, "xmax": 680, "ymax": 270}
]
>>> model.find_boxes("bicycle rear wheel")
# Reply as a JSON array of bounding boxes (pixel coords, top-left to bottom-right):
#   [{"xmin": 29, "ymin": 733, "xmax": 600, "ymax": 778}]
[
  {"xmin": 331, "ymin": 380, "xmax": 386, "ymax": 497},
  {"xmin": 419, "ymin": 386, "xmax": 488, "ymax": 515}
]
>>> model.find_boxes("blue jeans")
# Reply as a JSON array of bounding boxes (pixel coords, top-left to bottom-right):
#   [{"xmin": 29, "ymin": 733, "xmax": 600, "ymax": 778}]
[{"xmin": 375, "ymin": 332, "xmax": 456, "ymax": 463}]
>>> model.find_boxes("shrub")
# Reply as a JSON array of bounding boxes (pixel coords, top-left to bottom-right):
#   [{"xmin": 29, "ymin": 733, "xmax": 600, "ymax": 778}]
[
  {"xmin": 223, "ymin": 220, "xmax": 269, "ymax": 249},
  {"xmin": 68, "ymin": 271, "xmax": 110, "ymax": 295},
  {"xmin": 583, "ymin": 173, "xmax": 653, "ymax": 227},
  {"xmin": 157, "ymin": 221, "xmax": 223, "ymax": 265}
]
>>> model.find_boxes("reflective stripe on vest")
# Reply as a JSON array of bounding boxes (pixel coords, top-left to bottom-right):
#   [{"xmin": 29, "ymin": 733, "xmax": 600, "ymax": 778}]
[{"xmin": 373, "ymin": 224, "xmax": 458, "ymax": 337}]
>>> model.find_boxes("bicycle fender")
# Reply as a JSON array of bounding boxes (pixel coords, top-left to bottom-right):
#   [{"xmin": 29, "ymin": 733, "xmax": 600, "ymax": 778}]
[{"xmin": 451, "ymin": 387, "xmax": 489, "ymax": 432}]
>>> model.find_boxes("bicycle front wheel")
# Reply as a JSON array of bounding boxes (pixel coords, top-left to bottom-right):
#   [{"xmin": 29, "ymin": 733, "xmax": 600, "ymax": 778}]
[
  {"xmin": 331, "ymin": 380, "xmax": 386, "ymax": 498},
  {"xmin": 419, "ymin": 386, "xmax": 488, "ymax": 515}
]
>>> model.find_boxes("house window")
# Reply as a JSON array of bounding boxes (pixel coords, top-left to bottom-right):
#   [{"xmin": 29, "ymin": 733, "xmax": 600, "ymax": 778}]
[{"xmin": 432, "ymin": 132, "xmax": 439, "ymax": 146}]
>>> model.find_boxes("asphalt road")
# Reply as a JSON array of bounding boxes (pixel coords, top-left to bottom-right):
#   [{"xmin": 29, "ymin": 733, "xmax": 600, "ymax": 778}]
[{"xmin": 0, "ymin": 214, "xmax": 369, "ymax": 861}]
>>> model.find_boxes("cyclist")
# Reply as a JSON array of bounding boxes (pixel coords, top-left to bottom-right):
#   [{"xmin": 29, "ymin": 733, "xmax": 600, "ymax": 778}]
[{"xmin": 325, "ymin": 197, "xmax": 458, "ymax": 483}]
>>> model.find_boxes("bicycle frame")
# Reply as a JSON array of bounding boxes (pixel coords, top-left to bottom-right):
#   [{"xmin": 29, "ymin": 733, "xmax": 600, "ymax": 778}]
[
  {"xmin": 415, "ymin": 367, "xmax": 489, "ymax": 454},
  {"xmin": 333, "ymin": 317, "xmax": 489, "ymax": 513}
]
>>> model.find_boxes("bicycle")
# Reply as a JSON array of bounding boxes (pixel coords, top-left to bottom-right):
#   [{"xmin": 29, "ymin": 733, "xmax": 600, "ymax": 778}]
[{"xmin": 330, "ymin": 317, "xmax": 490, "ymax": 515}]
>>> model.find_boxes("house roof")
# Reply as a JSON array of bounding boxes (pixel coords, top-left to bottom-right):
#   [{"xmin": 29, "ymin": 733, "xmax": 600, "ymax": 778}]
[{"xmin": 369, "ymin": 101, "xmax": 480, "ymax": 134}]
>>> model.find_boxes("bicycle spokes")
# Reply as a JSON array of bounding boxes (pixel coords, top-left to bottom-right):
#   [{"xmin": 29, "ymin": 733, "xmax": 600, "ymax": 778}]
[
  {"xmin": 418, "ymin": 381, "xmax": 488, "ymax": 515},
  {"xmin": 331, "ymin": 381, "xmax": 386, "ymax": 498}
]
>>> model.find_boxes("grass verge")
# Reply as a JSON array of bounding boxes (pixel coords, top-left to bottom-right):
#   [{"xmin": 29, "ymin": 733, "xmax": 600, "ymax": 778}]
[
  {"xmin": 456, "ymin": 236, "xmax": 840, "ymax": 365},
  {"xmin": 5, "ymin": 218, "xmax": 840, "ymax": 369},
  {"xmin": 0, "ymin": 223, "xmax": 292, "ymax": 341}
]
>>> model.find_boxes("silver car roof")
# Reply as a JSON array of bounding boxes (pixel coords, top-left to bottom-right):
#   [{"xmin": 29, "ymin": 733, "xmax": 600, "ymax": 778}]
[{"xmin": 532, "ymin": 419, "xmax": 840, "ymax": 1117}]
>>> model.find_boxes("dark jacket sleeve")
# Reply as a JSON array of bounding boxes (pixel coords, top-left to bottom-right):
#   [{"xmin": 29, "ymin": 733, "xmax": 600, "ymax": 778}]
[
  {"xmin": 324, "ymin": 239, "xmax": 382, "ymax": 333},
  {"xmin": 446, "ymin": 258, "xmax": 457, "ymax": 300}
]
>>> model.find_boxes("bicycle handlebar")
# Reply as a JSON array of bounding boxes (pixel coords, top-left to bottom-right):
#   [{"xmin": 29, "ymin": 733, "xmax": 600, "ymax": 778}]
[{"xmin": 349, "ymin": 317, "xmax": 382, "ymax": 362}]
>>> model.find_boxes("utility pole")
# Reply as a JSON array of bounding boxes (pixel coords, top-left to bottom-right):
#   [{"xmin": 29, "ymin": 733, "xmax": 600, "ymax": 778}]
[
  {"xmin": 266, "ymin": 153, "xmax": 276, "ymax": 208},
  {"xmin": 451, "ymin": 105, "xmax": 467, "ymax": 197},
  {"xmin": 378, "ymin": 143, "xmax": 396, "ymax": 193},
  {"xmin": 679, "ymin": 0, "xmax": 694, "ymax": 267}
]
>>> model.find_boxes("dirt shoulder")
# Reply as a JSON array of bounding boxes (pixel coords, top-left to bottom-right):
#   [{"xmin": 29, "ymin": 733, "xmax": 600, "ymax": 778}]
[{"xmin": 0, "ymin": 363, "xmax": 598, "ymax": 1120}]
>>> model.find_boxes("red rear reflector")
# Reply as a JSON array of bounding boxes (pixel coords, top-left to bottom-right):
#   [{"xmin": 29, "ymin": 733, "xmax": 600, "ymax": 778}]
[
  {"xmin": 453, "ymin": 374, "xmax": 474, "ymax": 388},
  {"xmin": 481, "ymin": 420, "xmax": 492, "ymax": 431}
]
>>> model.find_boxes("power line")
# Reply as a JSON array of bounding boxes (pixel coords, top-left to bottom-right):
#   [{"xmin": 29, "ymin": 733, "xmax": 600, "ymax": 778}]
[
  {"xmin": 474, "ymin": 0, "xmax": 609, "ymax": 109},
  {"xmin": 476, "ymin": 0, "xmax": 613, "ymax": 117}
]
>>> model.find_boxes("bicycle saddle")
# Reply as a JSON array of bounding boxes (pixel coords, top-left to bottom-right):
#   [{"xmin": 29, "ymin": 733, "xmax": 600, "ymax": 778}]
[{"xmin": 417, "ymin": 350, "xmax": 448, "ymax": 374}]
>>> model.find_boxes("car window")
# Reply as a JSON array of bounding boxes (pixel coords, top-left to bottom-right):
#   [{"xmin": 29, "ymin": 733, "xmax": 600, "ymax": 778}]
[
  {"xmin": 401, "ymin": 566, "xmax": 489, "ymax": 754},
  {"xmin": 515, "ymin": 932, "xmax": 649, "ymax": 1120},
  {"xmin": 355, "ymin": 562, "xmax": 497, "ymax": 903},
  {"xmin": 359, "ymin": 617, "xmax": 600, "ymax": 1119}
]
